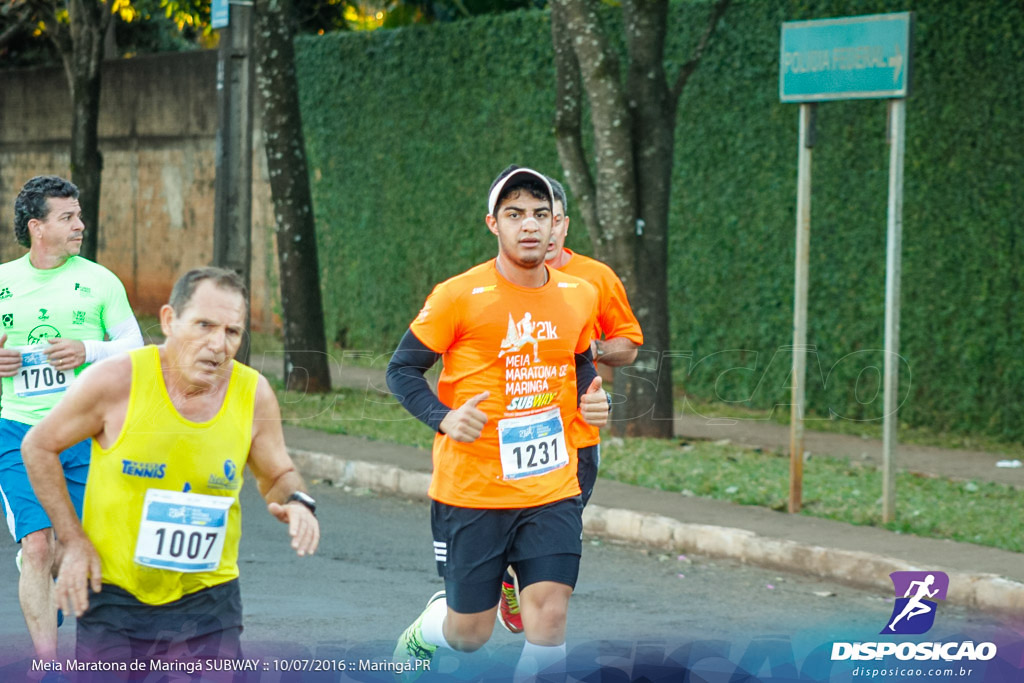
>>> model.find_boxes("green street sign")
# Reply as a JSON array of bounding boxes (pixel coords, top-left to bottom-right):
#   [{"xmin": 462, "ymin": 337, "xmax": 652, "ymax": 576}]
[{"xmin": 780, "ymin": 12, "xmax": 912, "ymax": 102}]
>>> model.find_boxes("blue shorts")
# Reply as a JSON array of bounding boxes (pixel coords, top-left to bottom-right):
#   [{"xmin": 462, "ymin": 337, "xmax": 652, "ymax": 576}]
[{"xmin": 0, "ymin": 418, "xmax": 90, "ymax": 542}]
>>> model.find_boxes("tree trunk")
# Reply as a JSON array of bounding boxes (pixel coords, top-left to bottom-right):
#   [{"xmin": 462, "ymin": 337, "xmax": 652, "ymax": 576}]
[
  {"xmin": 551, "ymin": 0, "xmax": 729, "ymax": 437},
  {"xmin": 62, "ymin": 0, "xmax": 110, "ymax": 262},
  {"xmin": 552, "ymin": 0, "xmax": 664, "ymax": 435},
  {"xmin": 619, "ymin": 0, "xmax": 675, "ymax": 437},
  {"xmin": 254, "ymin": 0, "xmax": 332, "ymax": 393},
  {"xmin": 552, "ymin": 0, "xmax": 637, "ymax": 282},
  {"xmin": 68, "ymin": 71, "xmax": 103, "ymax": 262},
  {"xmin": 550, "ymin": 5, "xmax": 600, "ymax": 249}
]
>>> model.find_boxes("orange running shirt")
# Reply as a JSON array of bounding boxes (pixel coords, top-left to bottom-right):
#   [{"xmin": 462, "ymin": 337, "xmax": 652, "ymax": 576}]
[
  {"xmin": 555, "ymin": 249, "xmax": 644, "ymax": 448},
  {"xmin": 410, "ymin": 259, "xmax": 599, "ymax": 509}
]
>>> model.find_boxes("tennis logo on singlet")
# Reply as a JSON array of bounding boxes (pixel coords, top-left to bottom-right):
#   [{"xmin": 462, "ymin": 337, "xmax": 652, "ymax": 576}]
[
  {"xmin": 207, "ymin": 459, "xmax": 240, "ymax": 491},
  {"xmin": 122, "ymin": 460, "xmax": 167, "ymax": 479}
]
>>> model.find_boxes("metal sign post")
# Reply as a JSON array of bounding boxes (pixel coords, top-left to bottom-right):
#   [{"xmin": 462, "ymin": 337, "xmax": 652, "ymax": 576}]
[
  {"xmin": 882, "ymin": 98, "xmax": 906, "ymax": 523},
  {"xmin": 789, "ymin": 102, "xmax": 815, "ymax": 513},
  {"xmin": 779, "ymin": 12, "xmax": 912, "ymax": 519}
]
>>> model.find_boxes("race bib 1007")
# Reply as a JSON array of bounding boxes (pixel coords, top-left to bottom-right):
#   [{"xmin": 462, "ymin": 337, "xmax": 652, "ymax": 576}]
[{"xmin": 134, "ymin": 489, "xmax": 234, "ymax": 573}]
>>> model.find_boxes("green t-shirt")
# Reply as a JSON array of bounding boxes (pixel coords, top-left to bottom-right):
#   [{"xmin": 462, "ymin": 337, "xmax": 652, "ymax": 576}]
[{"xmin": 0, "ymin": 254, "xmax": 135, "ymax": 425}]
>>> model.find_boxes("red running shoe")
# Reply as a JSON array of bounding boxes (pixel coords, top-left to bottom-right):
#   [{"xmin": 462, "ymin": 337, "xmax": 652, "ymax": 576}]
[{"xmin": 497, "ymin": 581, "xmax": 524, "ymax": 634}]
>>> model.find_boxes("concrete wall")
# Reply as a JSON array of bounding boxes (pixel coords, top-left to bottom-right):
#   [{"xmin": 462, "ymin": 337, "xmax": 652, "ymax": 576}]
[{"xmin": 0, "ymin": 50, "xmax": 279, "ymax": 331}]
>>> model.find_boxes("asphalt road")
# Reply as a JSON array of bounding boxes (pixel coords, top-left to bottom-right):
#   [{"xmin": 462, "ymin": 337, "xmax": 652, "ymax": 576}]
[{"xmin": 0, "ymin": 479, "xmax": 1013, "ymax": 681}]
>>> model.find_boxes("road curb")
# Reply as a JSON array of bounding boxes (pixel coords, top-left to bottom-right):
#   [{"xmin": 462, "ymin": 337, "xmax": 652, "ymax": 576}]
[{"xmin": 289, "ymin": 448, "xmax": 1024, "ymax": 617}]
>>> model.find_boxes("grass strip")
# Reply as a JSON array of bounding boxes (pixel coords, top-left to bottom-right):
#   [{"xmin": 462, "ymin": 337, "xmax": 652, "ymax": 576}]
[{"xmin": 275, "ymin": 384, "xmax": 1024, "ymax": 554}]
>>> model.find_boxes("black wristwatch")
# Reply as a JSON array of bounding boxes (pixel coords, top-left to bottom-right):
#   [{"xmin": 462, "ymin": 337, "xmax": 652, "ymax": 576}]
[{"xmin": 286, "ymin": 491, "xmax": 317, "ymax": 516}]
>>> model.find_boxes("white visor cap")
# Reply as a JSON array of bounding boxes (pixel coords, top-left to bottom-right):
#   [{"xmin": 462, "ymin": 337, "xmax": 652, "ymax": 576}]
[{"xmin": 487, "ymin": 168, "xmax": 554, "ymax": 217}]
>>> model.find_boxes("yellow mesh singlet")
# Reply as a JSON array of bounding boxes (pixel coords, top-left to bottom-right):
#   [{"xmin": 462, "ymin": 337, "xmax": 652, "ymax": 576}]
[{"xmin": 82, "ymin": 345, "xmax": 258, "ymax": 605}]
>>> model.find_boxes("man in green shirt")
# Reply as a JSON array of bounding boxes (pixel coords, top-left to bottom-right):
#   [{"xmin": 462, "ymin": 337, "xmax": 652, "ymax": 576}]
[{"xmin": 0, "ymin": 176, "xmax": 142, "ymax": 660}]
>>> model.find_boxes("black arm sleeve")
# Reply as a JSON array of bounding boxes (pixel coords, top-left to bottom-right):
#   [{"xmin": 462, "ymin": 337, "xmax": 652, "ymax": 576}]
[
  {"xmin": 575, "ymin": 348, "xmax": 598, "ymax": 406},
  {"xmin": 386, "ymin": 329, "xmax": 451, "ymax": 433}
]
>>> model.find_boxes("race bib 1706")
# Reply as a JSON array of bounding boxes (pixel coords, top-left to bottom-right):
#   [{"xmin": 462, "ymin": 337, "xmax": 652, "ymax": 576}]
[{"xmin": 13, "ymin": 347, "xmax": 73, "ymax": 397}]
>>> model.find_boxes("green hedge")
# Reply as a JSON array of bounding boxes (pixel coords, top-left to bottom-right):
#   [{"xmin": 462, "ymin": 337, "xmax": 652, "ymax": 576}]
[
  {"xmin": 295, "ymin": 0, "xmax": 1024, "ymax": 441},
  {"xmin": 295, "ymin": 13, "xmax": 567, "ymax": 347}
]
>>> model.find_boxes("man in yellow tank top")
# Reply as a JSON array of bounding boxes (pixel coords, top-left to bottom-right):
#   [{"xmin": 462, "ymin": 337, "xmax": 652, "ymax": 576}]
[{"xmin": 22, "ymin": 267, "xmax": 320, "ymax": 673}]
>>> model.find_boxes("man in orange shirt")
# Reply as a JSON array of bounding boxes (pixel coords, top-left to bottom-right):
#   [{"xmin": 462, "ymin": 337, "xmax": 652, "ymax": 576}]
[
  {"xmin": 387, "ymin": 166, "xmax": 610, "ymax": 681},
  {"xmin": 498, "ymin": 177, "xmax": 644, "ymax": 634},
  {"xmin": 546, "ymin": 178, "xmax": 643, "ymax": 377}
]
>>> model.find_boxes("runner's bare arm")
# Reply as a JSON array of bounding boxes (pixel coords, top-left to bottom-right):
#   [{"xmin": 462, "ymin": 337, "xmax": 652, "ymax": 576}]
[
  {"xmin": 0, "ymin": 333, "xmax": 22, "ymax": 377},
  {"xmin": 21, "ymin": 355, "xmax": 132, "ymax": 617},
  {"xmin": 41, "ymin": 338, "xmax": 87, "ymax": 370},
  {"xmin": 591, "ymin": 337, "xmax": 640, "ymax": 367},
  {"xmin": 593, "ymin": 265, "xmax": 643, "ymax": 366},
  {"xmin": 249, "ymin": 375, "xmax": 320, "ymax": 556},
  {"xmin": 43, "ymin": 316, "xmax": 144, "ymax": 370}
]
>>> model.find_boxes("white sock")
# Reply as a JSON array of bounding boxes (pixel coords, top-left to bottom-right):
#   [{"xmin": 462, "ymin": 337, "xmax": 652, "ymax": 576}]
[
  {"xmin": 418, "ymin": 595, "xmax": 453, "ymax": 650},
  {"xmin": 513, "ymin": 641, "xmax": 566, "ymax": 683}
]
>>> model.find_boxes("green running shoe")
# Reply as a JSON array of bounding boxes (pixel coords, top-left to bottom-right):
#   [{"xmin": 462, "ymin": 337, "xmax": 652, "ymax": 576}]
[{"xmin": 392, "ymin": 590, "xmax": 445, "ymax": 680}]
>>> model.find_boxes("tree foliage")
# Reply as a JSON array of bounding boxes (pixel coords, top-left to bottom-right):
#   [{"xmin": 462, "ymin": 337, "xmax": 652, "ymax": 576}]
[
  {"xmin": 0, "ymin": 0, "xmax": 210, "ymax": 66},
  {"xmin": 1, "ymin": 0, "xmax": 213, "ymax": 261},
  {"xmin": 1, "ymin": 0, "xmax": 541, "ymax": 67},
  {"xmin": 342, "ymin": 0, "xmax": 544, "ymax": 29}
]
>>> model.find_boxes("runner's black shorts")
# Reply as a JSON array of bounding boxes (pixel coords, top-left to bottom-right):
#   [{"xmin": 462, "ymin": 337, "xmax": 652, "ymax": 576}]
[
  {"xmin": 431, "ymin": 496, "xmax": 583, "ymax": 613},
  {"xmin": 76, "ymin": 579, "xmax": 243, "ymax": 682}
]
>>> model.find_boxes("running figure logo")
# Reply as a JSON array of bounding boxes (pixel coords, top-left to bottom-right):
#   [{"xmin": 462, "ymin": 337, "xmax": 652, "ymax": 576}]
[
  {"xmin": 499, "ymin": 312, "xmax": 540, "ymax": 361},
  {"xmin": 881, "ymin": 571, "xmax": 949, "ymax": 635}
]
